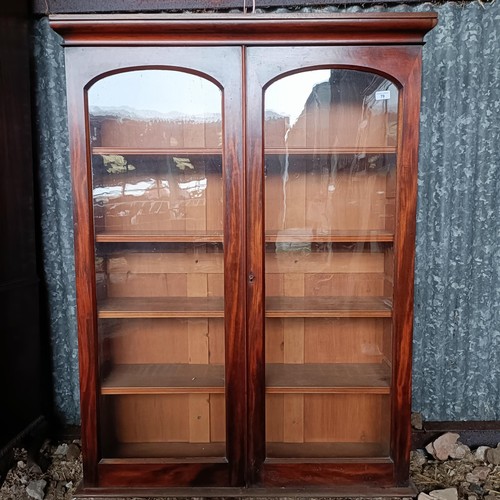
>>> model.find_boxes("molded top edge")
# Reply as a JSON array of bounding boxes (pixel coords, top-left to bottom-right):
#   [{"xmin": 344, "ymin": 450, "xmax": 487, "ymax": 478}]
[
  {"xmin": 50, "ymin": 12, "xmax": 438, "ymax": 20},
  {"xmin": 50, "ymin": 12, "xmax": 438, "ymax": 46}
]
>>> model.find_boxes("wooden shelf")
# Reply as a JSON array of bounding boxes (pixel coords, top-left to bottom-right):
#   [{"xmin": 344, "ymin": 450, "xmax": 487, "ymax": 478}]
[
  {"xmin": 101, "ymin": 362, "xmax": 390, "ymax": 395},
  {"xmin": 101, "ymin": 363, "xmax": 224, "ymax": 395},
  {"xmin": 95, "ymin": 230, "xmax": 224, "ymax": 243},
  {"xmin": 93, "ymin": 147, "xmax": 221, "ymax": 156},
  {"xmin": 266, "ymin": 442, "xmax": 389, "ymax": 460},
  {"xmin": 266, "ymin": 296, "xmax": 392, "ymax": 318},
  {"xmin": 95, "ymin": 230, "xmax": 394, "ymax": 244},
  {"xmin": 98, "ymin": 296, "xmax": 391, "ymax": 319},
  {"xmin": 102, "ymin": 442, "xmax": 226, "ymax": 460},
  {"xmin": 103, "ymin": 442, "xmax": 387, "ymax": 461},
  {"xmin": 95, "ymin": 230, "xmax": 394, "ymax": 243},
  {"xmin": 265, "ymin": 147, "xmax": 396, "ymax": 155},
  {"xmin": 266, "ymin": 363, "xmax": 391, "ymax": 394},
  {"xmin": 266, "ymin": 230, "xmax": 394, "ymax": 243},
  {"xmin": 92, "ymin": 147, "xmax": 394, "ymax": 156},
  {"xmin": 98, "ymin": 297, "xmax": 224, "ymax": 318}
]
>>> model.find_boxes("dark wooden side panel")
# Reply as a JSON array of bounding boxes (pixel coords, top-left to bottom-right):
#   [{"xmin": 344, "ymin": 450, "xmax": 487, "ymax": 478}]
[
  {"xmin": 0, "ymin": 7, "xmax": 37, "ymax": 284},
  {"xmin": 0, "ymin": 286, "xmax": 41, "ymax": 447},
  {"xmin": 64, "ymin": 49, "xmax": 100, "ymax": 487},
  {"xmin": 390, "ymin": 49, "xmax": 423, "ymax": 486},
  {"xmin": 0, "ymin": 0, "xmax": 43, "ymax": 450}
]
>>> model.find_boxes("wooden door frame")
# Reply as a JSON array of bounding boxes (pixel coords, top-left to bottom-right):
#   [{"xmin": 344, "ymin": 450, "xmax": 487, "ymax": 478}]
[
  {"xmin": 245, "ymin": 44, "xmax": 424, "ymax": 487},
  {"xmin": 63, "ymin": 45, "xmax": 246, "ymax": 488}
]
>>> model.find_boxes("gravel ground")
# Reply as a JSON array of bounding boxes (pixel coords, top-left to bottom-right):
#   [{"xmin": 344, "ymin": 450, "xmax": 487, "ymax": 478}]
[
  {"xmin": 0, "ymin": 441, "xmax": 82, "ymax": 500},
  {"xmin": 410, "ymin": 448, "xmax": 500, "ymax": 500},
  {"xmin": 1, "ymin": 436, "xmax": 500, "ymax": 500}
]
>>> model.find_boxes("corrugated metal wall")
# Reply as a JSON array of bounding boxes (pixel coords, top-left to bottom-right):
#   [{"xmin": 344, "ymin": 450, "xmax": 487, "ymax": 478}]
[
  {"xmin": 412, "ymin": 2, "xmax": 500, "ymax": 420},
  {"xmin": 32, "ymin": 1, "xmax": 500, "ymax": 424}
]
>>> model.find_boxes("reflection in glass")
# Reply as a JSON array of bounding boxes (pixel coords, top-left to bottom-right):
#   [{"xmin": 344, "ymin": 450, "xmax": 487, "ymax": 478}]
[
  {"xmin": 91, "ymin": 154, "xmax": 223, "ymax": 236},
  {"xmin": 89, "ymin": 70, "xmax": 221, "ymax": 146},
  {"xmin": 266, "ymin": 69, "xmax": 398, "ymax": 150},
  {"xmin": 88, "ymin": 70, "xmax": 225, "ymax": 459},
  {"xmin": 264, "ymin": 69, "xmax": 397, "ymax": 459}
]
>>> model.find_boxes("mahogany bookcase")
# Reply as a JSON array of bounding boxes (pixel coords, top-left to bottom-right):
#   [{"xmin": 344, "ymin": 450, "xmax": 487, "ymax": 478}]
[{"xmin": 51, "ymin": 12, "xmax": 437, "ymax": 496}]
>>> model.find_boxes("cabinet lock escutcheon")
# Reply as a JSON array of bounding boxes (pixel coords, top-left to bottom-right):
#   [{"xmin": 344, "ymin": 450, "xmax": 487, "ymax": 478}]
[{"xmin": 248, "ymin": 272, "xmax": 255, "ymax": 283}]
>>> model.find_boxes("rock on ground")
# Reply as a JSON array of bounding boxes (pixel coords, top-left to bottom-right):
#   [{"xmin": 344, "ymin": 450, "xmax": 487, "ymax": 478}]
[
  {"xmin": 476, "ymin": 446, "xmax": 491, "ymax": 462},
  {"xmin": 450, "ymin": 443, "xmax": 471, "ymax": 460},
  {"xmin": 26, "ymin": 479, "xmax": 46, "ymax": 500},
  {"xmin": 426, "ymin": 432, "xmax": 461, "ymax": 460},
  {"xmin": 412, "ymin": 432, "xmax": 500, "ymax": 499},
  {"xmin": 485, "ymin": 444, "xmax": 500, "ymax": 465},
  {"xmin": 428, "ymin": 487, "xmax": 459, "ymax": 500},
  {"xmin": 466, "ymin": 466, "xmax": 491, "ymax": 483},
  {"xmin": 53, "ymin": 444, "xmax": 68, "ymax": 456},
  {"xmin": 412, "ymin": 412, "xmax": 424, "ymax": 430},
  {"xmin": 0, "ymin": 443, "xmax": 81, "ymax": 500},
  {"xmin": 412, "ymin": 449, "xmax": 428, "ymax": 467}
]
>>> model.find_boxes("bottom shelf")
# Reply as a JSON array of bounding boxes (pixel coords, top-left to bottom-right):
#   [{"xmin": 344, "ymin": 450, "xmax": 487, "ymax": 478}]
[
  {"xmin": 266, "ymin": 392, "xmax": 391, "ymax": 458},
  {"xmin": 100, "ymin": 393, "xmax": 226, "ymax": 459},
  {"xmin": 101, "ymin": 441, "xmax": 388, "ymax": 461},
  {"xmin": 102, "ymin": 442, "xmax": 226, "ymax": 460},
  {"xmin": 266, "ymin": 441, "xmax": 389, "ymax": 460}
]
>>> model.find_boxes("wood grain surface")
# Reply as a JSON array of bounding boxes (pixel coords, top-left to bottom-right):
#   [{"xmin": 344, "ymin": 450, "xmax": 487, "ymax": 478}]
[{"xmin": 53, "ymin": 12, "xmax": 436, "ymax": 490}]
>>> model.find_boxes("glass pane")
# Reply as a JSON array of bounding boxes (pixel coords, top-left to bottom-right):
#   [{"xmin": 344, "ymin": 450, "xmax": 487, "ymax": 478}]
[
  {"xmin": 88, "ymin": 70, "xmax": 225, "ymax": 459},
  {"xmin": 264, "ymin": 69, "xmax": 397, "ymax": 459}
]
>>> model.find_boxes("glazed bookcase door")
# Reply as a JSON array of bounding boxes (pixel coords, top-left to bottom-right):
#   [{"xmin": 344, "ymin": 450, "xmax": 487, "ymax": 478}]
[
  {"xmin": 263, "ymin": 69, "xmax": 396, "ymax": 459},
  {"xmin": 64, "ymin": 47, "xmax": 245, "ymax": 487},
  {"xmin": 246, "ymin": 46, "xmax": 423, "ymax": 487},
  {"xmin": 90, "ymin": 70, "xmax": 227, "ymax": 457}
]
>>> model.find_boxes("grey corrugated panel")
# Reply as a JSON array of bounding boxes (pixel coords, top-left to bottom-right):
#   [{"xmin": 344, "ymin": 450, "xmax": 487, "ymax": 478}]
[{"xmin": 32, "ymin": 18, "xmax": 80, "ymax": 424}]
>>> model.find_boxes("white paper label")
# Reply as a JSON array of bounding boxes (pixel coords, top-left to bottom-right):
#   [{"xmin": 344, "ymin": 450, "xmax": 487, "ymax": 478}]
[{"xmin": 375, "ymin": 90, "xmax": 391, "ymax": 101}]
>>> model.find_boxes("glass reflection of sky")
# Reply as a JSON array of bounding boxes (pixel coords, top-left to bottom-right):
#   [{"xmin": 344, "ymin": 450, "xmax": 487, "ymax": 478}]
[
  {"xmin": 266, "ymin": 69, "xmax": 398, "ymax": 126},
  {"xmin": 94, "ymin": 178, "xmax": 208, "ymax": 202},
  {"xmin": 93, "ymin": 180, "xmax": 157, "ymax": 201},
  {"xmin": 266, "ymin": 70, "xmax": 330, "ymax": 126},
  {"xmin": 88, "ymin": 70, "xmax": 221, "ymax": 120},
  {"xmin": 178, "ymin": 178, "xmax": 208, "ymax": 197},
  {"xmin": 93, "ymin": 185, "xmax": 126, "ymax": 201}
]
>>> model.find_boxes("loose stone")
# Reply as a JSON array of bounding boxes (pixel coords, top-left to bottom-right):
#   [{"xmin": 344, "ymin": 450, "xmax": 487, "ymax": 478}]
[
  {"xmin": 426, "ymin": 432, "xmax": 461, "ymax": 460},
  {"xmin": 412, "ymin": 412, "xmax": 424, "ymax": 430},
  {"xmin": 450, "ymin": 443, "xmax": 470, "ymax": 459},
  {"xmin": 65, "ymin": 443, "xmax": 80, "ymax": 461},
  {"xmin": 54, "ymin": 444, "xmax": 68, "ymax": 456},
  {"xmin": 418, "ymin": 493, "xmax": 433, "ymax": 500},
  {"xmin": 485, "ymin": 444, "xmax": 500, "ymax": 465},
  {"xmin": 475, "ymin": 446, "xmax": 490, "ymax": 462},
  {"xmin": 465, "ymin": 465, "xmax": 491, "ymax": 483},
  {"xmin": 428, "ymin": 487, "xmax": 459, "ymax": 500},
  {"xmin": 411, "ymin": 449, "xmax": 428, "ymax": 467},
  {"xmin": 26, "ymin": 479, "xmax": 47, "ymax": 500}
]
